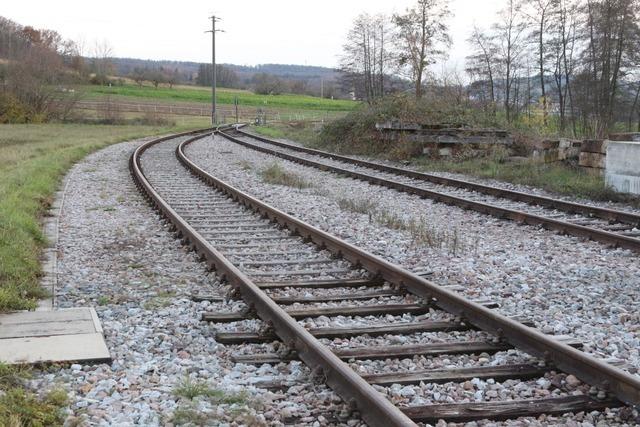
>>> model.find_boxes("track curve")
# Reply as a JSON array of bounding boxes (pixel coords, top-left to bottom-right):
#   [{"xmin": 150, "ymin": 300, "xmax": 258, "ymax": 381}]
[
  {"xmin": 221, "ymin": 127, "xmax": 640, "ymax": 252},
  {"xmin": 130, "ymin": 128, "xmax": 640, "ymax": 426}
]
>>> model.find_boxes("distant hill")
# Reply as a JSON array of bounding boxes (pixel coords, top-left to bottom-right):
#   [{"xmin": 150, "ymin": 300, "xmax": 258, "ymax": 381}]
[{"xmin": 109, "ymin": 57, "xmax": 339, "ymax": 82}]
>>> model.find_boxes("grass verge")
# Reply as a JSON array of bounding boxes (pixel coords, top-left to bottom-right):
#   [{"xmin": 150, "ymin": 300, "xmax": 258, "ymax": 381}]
[
  {"xmin": 0, "ymin": 123, "xmax": 201, "ymax": 312},
  {"xmin": 0, "ymin": 362, "xmax": 68, "ymax": 426},
  {"xmin": 415, "ymin": 155, "xmax": 640, "ymax": 206},
  {"xmin": 252, "ymin": 121, "xmax": 320, "ymax": 146}
]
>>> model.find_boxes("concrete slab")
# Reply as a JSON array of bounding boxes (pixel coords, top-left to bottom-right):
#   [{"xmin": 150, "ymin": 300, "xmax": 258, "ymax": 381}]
[
  {"xmin": 0, "ymin": 308, "xmax": 111, "ymax": 365},
  {"xmin": 606, "ymin": 140, "xmax": 640, "ymax": 195}
]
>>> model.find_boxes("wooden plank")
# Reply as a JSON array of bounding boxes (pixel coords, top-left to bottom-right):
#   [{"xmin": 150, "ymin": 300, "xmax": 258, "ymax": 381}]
[
  {"xmin": 255, "ymin": 278, "xmax": 382, "ymax": 289},
  {"xmin": 286, "ymin": 303, "xmax": 428, "ymax": 318},
  {"xmin": 232, "ymin": 338, "xmax": 582, "ymax": 364},
  {"xmin": 333, "ymin": 341, "xmax": 513, "ymax": 361},
  {"xmin": 216, "ymin": 320, "xmax": 471, "ymax": 344},
  {"xmin": 247, "ymin": 268, "xmax": 354, "ymax": 277},
  {"xmin": 271, "ymin": 289, "xmax": 403, "ymax": 304},
  {"xmin": 215, "ymin": 317, "xmax": 535, "ymax": 344},
  {"xmin": 401, "ymin": 396, "xmax": 621, "ymax": 423},
  {"xmin": 203, "ymin": 303, "xmax": 427, "ymax": 322},
  {"xmin": 231, "ymin": 341, "xmax": 512, "ymax": 364},
  {"xmin": 190, "ymin": 294, "xmax": 226, "ymax": 302},
  {"xmin": 362, "ymin": 363, "xmax": 551, "ymax": 386},
  {"xmin": 237, "ymin": 259, "xmax": 335, "ymax": 267}
]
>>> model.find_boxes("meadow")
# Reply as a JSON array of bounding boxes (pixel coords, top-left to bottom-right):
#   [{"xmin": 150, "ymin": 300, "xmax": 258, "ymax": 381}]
[{"xmin": 82, "ymin": 83, "xmax": 357, "ymax": 112}]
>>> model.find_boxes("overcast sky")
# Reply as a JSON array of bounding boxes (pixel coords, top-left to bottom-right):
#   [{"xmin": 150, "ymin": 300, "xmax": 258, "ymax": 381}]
[{"xmin": 5, "ymin": 0, "xmax": 505, "ymax": 69}]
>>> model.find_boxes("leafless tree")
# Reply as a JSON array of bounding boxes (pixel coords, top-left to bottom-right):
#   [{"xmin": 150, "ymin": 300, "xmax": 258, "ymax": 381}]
[
  {"xmin": 91, "ymin": 39, "xmax": 114, "ymax": 82},
  {"xmin": 492, "ymin": 0, "xmax": 527, "ymax": 123},
  {"xmin": 466, "ymin": 25, "xmax": 499, "ymax": 114},
  {"xmin": 392, "ymin": 0, "xmax": 452, "ymax": 98},
  {"xmin": 578, "ymin": 0, "xmax": 640, "ymax": 136},
  {"xmin": 340, "ymin": 13, "xmax": 392, "ymax": 102},
  {"xmin": 522, "ymin": 0, "xmax": 558, "ymax": 124}
]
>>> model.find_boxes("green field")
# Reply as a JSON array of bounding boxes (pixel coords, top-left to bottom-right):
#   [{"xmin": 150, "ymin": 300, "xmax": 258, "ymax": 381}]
[
  {"xmin": 0, "ymin": 123, "xmax": 203, "ymax": 312},
  {"xmin": 82, "ymin": 84, "xmax": 357, "ymax": 112}
]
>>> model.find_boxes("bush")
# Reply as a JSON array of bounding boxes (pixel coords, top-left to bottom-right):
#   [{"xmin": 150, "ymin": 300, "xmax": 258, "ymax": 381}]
[
  {"xmin": 0, "ymin": 93, "xmax": 30, "ymax": 124},
  {"xmin": 318, "ymin": 94, "xmax": 501, "ymax": 159},
  {"xmin": 132, "ymin": 111, "xmax": 176, "ymax": 126}
]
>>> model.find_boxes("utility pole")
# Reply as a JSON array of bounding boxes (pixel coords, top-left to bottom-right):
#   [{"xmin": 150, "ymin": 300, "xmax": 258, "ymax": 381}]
[{"xmin": 206, "ymin": 15, "xmax": 222, "ymax": 125}]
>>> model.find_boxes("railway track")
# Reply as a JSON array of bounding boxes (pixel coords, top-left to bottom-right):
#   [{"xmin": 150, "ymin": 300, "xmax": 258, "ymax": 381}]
[
  {"xmin": 131, "ymin": 128, "xmax": 640, "ymax": 426},
  {"xmin": 219, "ymin": 127, "xmax": 640, "ymax": 252}
]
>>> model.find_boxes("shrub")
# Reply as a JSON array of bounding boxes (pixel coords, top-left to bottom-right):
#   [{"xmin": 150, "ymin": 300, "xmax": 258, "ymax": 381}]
[
  {"xmin": 318, "ymin": 94, "xmax": 501, "ymax": 159},
  {"xmin": 0, "ymin": 93, "xmax": 30, "ymax": 124}
]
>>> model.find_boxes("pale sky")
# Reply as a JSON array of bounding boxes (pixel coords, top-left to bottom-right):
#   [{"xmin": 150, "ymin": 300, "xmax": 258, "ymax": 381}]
[{"xmin": 5, "ymin": 0, "xmax": 505, "ymax": 69}]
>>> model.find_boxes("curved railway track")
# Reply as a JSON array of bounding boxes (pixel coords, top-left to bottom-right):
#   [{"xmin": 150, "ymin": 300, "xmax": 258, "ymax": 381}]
[
  {"xmin": 219, "ymin": 127, "xmax": 640, "ymax": 252},
  {"xmin": 130, "ymin": 129, "xmax": 640, "ymax": 426}
]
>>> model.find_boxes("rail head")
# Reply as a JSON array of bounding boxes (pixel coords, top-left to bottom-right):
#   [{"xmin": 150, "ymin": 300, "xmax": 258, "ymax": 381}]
[{"xmin": 179, "ymin": 132, "xmax": 640, "ymax": 408}]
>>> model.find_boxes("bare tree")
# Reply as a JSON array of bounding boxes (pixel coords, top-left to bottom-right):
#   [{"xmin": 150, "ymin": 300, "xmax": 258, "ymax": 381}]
[
  {"xmin": 548, "ymin": 0, "xmax": 578, "ymax": 132},
  {"xmin": 91, "ymin": 39, "xmax": 114, "ymax": 83},
  {"xmin": 340, "ymin": 13, "xmax": 392, "ymax": 102},
  {"xmin": 521, "ymin": 0, "xmax": 558, "ymax": 124},
  {"xmin": 575, "ymin": 0, "xmax": 640, "ymax": 136},
  {"xmin": 393, "ymin": 0, "xmax": 452, "ymax": 98},
  {"xmin": 492, "ymin": 0, "xmax": 527, "ymax": 123},
  {"xmin": 466, "ymin": 25, "xmax": 499, "ymax": 114}
]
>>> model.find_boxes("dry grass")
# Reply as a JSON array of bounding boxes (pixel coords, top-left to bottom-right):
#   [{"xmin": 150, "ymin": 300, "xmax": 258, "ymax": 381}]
[
  {"xmin": 337, "ymin": 196, "xmax": 472, "ymax": 255},
  {"xmin": 260, "ymin": 162, "xmax": 312, "ymax": 189}
]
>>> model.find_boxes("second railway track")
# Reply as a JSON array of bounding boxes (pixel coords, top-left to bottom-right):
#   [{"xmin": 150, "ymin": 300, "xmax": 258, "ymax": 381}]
[
  {"xmin": 219, "ymin": 127, "xmax": 640, "ymax": 253},
  {"xmin": 131, "ymin": 128, "xmax": 640, "ymax": 426}
]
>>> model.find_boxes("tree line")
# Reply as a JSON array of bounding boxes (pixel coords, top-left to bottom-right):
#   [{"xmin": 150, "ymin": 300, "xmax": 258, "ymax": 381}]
[{"xmin": 341, "ymin": 0, "xmax": 640, "ymax": 137}]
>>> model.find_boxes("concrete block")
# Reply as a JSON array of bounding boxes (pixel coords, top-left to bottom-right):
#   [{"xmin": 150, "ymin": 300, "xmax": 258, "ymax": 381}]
[
  {"xmin": 609, "ymin": 132, "xmax": 640, "ymax": 142},
  {"xmin": 606, "ymin": 140, "xmax": 640, "ymax": 195},
  {"xmin": 438, "ymin": 147, "xmax": 452, "ymax": 156},
  {"xmin": 579, "ymin": 152, "xmax": 606, "ymax": 169},
  {"xmin": 581, "ymin": 139, "xmax": 608, "ymax": 154}
]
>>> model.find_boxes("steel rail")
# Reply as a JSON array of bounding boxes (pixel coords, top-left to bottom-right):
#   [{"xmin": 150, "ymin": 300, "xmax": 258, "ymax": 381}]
[
  {"xmin": 235, "ymin": 128, "xmax": 640, "ymax": 226},
  {"xmin": 220, "ymin": 129, "xmax": 640, "ymax": 252},
  {"xmin": 179, "ymin": 133, "xmax": 640, "ymax": 408},
  {"xmin": 131, "ymin": 129, "xmax": 417, "ymax": 427}
]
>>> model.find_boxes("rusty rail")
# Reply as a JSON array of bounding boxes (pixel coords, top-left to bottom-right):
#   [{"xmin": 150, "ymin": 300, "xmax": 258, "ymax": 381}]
[{"xmin": 222, "ymin": 128, "xmax": 640, "ymax": 252}]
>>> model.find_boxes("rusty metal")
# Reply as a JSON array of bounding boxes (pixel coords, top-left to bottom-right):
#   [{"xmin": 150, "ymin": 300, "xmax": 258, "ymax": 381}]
[
  {"xmin": 176, "ymin": 133, "xmax": 640, "ymax": 408},
  {"xmin": 222, "ymin": 129, "xmax": 640, "ymax": 252},
  {"xmin": 131, "ymin": 129, "xmax": 416, "ymax": 427}
]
